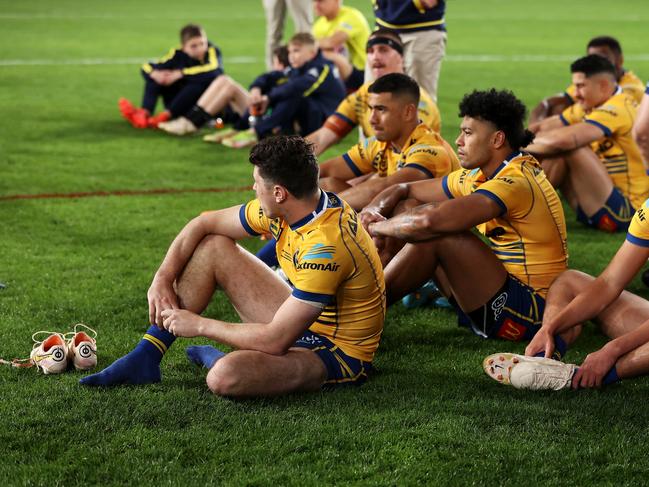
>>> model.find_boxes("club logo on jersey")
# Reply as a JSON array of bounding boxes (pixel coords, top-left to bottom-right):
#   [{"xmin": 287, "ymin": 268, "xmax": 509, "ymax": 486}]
[
  {"xmin": 269, "ymin": 220, "xmax": 283, "ymax": 239},
  {"xmin": 491, "ymin": 291, "xmax": 508, "ymax": 321},
  {"xmin": 303, "ymin": 243, "xmax": 335, "ymax": 260}
]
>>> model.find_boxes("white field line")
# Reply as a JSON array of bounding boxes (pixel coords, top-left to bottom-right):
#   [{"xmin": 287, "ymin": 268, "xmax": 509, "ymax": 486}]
[{"xmin": 2, "ymin": 54, "xmax": 649, "ymax": 67}]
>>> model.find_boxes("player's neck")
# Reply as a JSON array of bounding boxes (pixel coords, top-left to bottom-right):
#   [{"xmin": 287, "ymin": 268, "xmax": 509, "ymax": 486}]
[
  {"xmin": 284, "ymin": 189, "xmax": 323, "ymax": 226},
  {"xmin": 481, "ymin": 148, "xmax": 514, "ymax": 178},
  {"xmin": 391, "ymin": 122, "xmax": 419, "ymax": 152}
]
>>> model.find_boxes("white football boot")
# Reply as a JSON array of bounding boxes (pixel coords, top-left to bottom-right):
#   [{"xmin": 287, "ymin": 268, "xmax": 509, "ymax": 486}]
[
  {"xmin": 65, "ymin": 324, "xmax": 97, "ymax": 371},
  {"xmin": 483, "ymin": 353, "xmax": 577, "ymax": 391},
  {"xmin": 30, "ymin": 332, "xmax": 69, "ymax": 374},
  {"xmin": 158, "ymin": 117, "xmax": 198, "ymax": 135}
]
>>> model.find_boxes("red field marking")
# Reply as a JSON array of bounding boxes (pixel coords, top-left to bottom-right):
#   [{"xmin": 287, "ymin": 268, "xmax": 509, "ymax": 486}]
[{"xmin": 0, "ymin": 186, "xmax": 253, "ymax": 202}]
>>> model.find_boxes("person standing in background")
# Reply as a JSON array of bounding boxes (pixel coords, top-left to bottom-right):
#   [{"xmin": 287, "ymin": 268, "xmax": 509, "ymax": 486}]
[{"xmin": 264, "ymin": 0, "xmax": 313, "ymax": 69}]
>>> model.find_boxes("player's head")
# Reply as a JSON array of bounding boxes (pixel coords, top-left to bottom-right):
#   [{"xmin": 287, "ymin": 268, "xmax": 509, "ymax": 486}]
[
  {"xmin": 367, "ymin": 73, "xmax": 420, "ymax": 142},
  {"xmin": 366, "ymin": 29, "xmax": 404, "ymax": 79},
  {"xmin": 313, "ymin": 0, "xmax": 341, "ymax": 19},
  {"xmin": 180, "ymin": 24, "xmax": 208, "ymax": 60},
  {"xmin": 288, "ymin": 33, "xmax": 318, "ymax": 69},
  {"xmin": 570, "ymin": 54, "xmax": 617, "ymax": 110},
  {"xmin": 587, "ymin": 36, "xmax": 623, "ymax": 74},
  {"xmin": 456, "ymin": 89, "xmax": 534, "ymax": 169},
  {"xmin": 272, "ymin": 45, "xmax": 290, "ymax": 70},
  {"xmin": 249, "ymin": 136, "xmax": 319, "ymax": 216}
]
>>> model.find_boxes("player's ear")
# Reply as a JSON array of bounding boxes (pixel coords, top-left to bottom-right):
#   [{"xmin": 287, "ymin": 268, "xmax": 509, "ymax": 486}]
[
  {"xmin": 274, "ymin": 185, "xmax": 288, "ymax": 203},
  {"xmin": 493, "ymin": 130, "xmax": 506, "ymax": 149}
]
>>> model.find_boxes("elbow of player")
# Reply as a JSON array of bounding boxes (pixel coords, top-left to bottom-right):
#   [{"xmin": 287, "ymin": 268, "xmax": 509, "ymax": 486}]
[{"xmin": 263, "ymin": 340, "xmax": 292, "ymax": 356}]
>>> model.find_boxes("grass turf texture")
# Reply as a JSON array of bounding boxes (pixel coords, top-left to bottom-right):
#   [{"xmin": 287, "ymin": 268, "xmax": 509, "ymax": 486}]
[{"xmin": 2, "ymin": 0, "xmax": 649, "ymax": 484}]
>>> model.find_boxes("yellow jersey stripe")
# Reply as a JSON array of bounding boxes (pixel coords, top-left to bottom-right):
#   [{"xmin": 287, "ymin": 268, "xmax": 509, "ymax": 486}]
[
  {"xmin": 412, "ymin": 0, "xmax": 426, "ymax": 14},
  {"xmin": 182, "ymin": 46, "xmax": 219, "ymax": 76},
  {"xmin": 303, "ymin": 64, "xmax": 330, "ymax": 97},
  {"xmin": 142, "ymin": 47, "xmax": 176, "ymax": 73}
]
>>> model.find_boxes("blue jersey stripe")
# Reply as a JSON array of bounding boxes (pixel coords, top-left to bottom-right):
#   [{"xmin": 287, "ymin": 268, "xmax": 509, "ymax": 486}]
[
  {"xmin": 585, "ymin": 119, "xmax": 612, "ymax": 137},
  {"xmin": 343, "ymin": 153, "xmax": 364, "ymax": 177},
  {"xmin": 238, "ymin": 204, "xmax": 261, "ymax": 236},
  {"xmin": 475, "ymin": 189, "xmax": 507, "ymax": 215},
  {"xmin": 292, "ymin": 288, "xmax": 334, "ymax": 304},
  {"xmin": 441, "ymin": 175, "xmax": 454, "ymax": 199},
  {"xmin": 626, "ymin": 233, "xmax": 649, "ymax": 247}
]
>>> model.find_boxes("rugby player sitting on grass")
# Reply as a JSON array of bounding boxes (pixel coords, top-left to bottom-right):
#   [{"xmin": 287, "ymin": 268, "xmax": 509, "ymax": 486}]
[
  {"xmin": 483, "ymin": 197, "xmax": 649, "ymax": 391},
  {"xmin": 360, "ymin": 89, "xmax": 570, "ymax": 350},
  {"xmin": 526, "ymin": 55, "xmax": 649, "ymax": 233},
  {"xmin": 80, "ymin": 136, "xmax": 385, "ymax": 397}
]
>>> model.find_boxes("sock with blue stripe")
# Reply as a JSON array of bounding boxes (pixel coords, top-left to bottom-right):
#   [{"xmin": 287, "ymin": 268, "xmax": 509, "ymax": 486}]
[
  {"xmin": 186, "ymin": 345, "xmax": 226, "ymax": 369},
  {"xmin": 533, "ymin": 334, "xmax": 568, "ymax": 361},
  {"xmin": 256, "ymin": 239, "xmax": 279, "ymax": 267},
  {"xmin": 601, "ymin": 365, "xmax": 620, "ymax": 386},
  {"xmin": 79, "ymin": 326, "xmax": 175, "ymax": 387}
]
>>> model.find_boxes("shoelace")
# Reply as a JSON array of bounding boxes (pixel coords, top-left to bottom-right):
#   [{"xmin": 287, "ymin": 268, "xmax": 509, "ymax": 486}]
[{"xmin": 62, "ymin": 323, "xmax": 97, "ymax": 344}]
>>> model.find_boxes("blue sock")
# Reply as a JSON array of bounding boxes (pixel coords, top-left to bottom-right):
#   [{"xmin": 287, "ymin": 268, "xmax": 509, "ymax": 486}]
[
  {"xmin": 79, "ymin": 326, "xmax": 175, "ymax": 387},
  {"xmin": 602, "ymin": 365, "xmax": 620, "ymax": 386},
  {"xmin": 186, "ymin": 345, "xmax": 226, "ymax": 369},
  {"xmin": 256, "ymin": 239, "xmax": 279, "ymax": 267},
  {"xmin": 533, "ymin": 335, "xmax": 568, "ymax": 361}
]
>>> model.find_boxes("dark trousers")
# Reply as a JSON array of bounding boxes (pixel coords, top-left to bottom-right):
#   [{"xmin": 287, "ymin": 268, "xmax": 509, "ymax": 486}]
[
  {"xmin": 254, "ymin": 96, "xmax": 329, "ymax": 138},
  {"xmin": 141, "ymin": 74, "xmax": 213, "ymax": 118}
]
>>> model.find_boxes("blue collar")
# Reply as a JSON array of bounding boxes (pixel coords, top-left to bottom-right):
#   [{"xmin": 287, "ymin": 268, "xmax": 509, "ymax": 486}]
[
  {"xmin": 485, "ymin": 151, "xmax": 521, "ymax": 179},
  {"xmin": 289, "ymin": 190, "xmax": 327, "ymax": 231}
]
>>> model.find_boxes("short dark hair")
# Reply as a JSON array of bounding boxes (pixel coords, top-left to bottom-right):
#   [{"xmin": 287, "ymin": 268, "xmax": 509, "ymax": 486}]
[
  {"xmin": 180, "ymin": 24, "xmax": 204, "ymax": 44},
  {"xmin": 458, "ymin": 89, "xmax": 534, "ymax": 150},
  {"xmin": 571, "ymin": 54, "xmax": 617, "ymax": 79},
  {"xmin": 587, "ymin": 36, "xmax": 622, "ymax": 56},
  {"xmin": 368, "ymin": 73, "xmax": 420, "ymax": 106},
  {"xmin": 273, "ymin": 45, "xmax": 289, "ymax": 68},
  {"xmin": 249, "ymin": 136, "xmax": 319, "ymax": 199},
  {"xmin": 289, "ymin": 32, "xmax": 316, "ymax": 47}
]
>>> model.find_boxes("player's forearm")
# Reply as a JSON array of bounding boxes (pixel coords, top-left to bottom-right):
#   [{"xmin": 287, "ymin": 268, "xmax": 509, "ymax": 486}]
[
  {"xmin": 364, "ymin": 183, "xmax": 410, "ymax": 216},
  {"xmin": 198, "ymin": 318, "xmax": 294, "ymax": 355},
  {"xmin": 602, "ymin": 319, "xmax": 649, "ymax": 361},
  {"xmin": 307, "ymin": 127, "xmax": 339, "ymax": 156},
  {"xmin": 339, "ymin": 178, "xmax": 392, "ymax": 211},
  {"xmin": 369, "ymin": 203, "xmax": 441, "ymax": 241}
]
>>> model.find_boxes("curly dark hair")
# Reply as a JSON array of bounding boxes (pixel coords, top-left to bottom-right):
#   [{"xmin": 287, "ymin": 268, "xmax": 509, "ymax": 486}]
[
  {"xmin": 570, "ymin": 54, "xmax": 617, "ymax": 78},
  {"xmin": 249, "ymin": 136, "xmax": 319, "ymax": 199},
  {"xmin": 368, "ymin": 73, "xmax": 420, "ymax": 106},
  {"xmin": 458, "ymin": 89, "xmax": 534, "ymax": 150}
]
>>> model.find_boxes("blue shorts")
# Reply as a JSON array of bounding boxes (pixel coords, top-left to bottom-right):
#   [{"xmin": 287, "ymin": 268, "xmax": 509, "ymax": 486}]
[
  {"xmin": 576, "ymin": 187, "xmax": 634, "ymax": 233},
  {"xmin": 292, "ymin": 330, "xmax": 372, "ymax": 387},
  {"xmin": 456, "ymin": 275, "xmax": 545, "ymax": 342}
]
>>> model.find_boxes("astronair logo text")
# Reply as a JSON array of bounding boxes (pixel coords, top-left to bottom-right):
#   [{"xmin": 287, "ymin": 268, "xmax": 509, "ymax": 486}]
[{"xmin": 295, "ymin": 262, "xmax": 341, "ymax": 271}]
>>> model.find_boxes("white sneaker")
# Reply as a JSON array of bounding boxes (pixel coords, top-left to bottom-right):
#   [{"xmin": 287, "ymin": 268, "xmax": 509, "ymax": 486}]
[
  {"xmin": 30, "ymin": 332, "xmax": 68, "ymax": 374},
  {"xmin": 158, "ymin": 117, "xmax": 198, "ymax": 135},
  {"xmin": 482, "ymin": 353, "xmax": 577, "ymax": 391},
  {"xmin": 64, "ymin": 324, "xmax": 97, "ymax": 371}
]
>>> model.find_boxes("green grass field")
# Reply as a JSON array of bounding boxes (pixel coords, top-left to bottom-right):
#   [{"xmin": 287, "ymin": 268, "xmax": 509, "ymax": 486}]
[{"xmin": 2, "ymin": 0, "xmax": 649, "ymax": 484}]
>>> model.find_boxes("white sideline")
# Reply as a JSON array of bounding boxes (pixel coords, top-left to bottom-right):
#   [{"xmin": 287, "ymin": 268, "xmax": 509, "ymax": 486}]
[{"xmin": 2, "ymin": 54, "xmax": 649, "ymax": 67}]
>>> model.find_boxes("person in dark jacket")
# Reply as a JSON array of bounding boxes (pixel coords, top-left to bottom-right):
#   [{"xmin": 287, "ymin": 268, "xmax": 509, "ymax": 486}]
[
  {"xmin": 221, "ymin": 32, "xmax": 346, "ymax": 149},
  {"xmin": 119, "ymin": 24, "xmax": 223, "ymax": 129}
]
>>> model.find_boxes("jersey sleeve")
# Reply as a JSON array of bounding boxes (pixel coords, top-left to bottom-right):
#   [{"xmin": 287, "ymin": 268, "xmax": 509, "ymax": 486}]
[
  {"xmin": 418, "ymin": 89, "xmax": 441, "ymax": 133},
  {"xmin": 474, "ymin": 175, "xmax": 532, "ymax": 218},
  {"xmin": 290, "ymin": 236, "xmax": 350, "ymax": 306},
  {"xmin": 559, "ymin": 103, "xmax": 584, "ymax": 126},
  {"xmin": 181, "ymin": 45, "xmax": 222, "ymax": 79},
  {"xmin": 441, "ymin": 168, "xmax": 468, "ymax": 199},
  {"xmin": 583, "ymin": 99, "xmax": 630, "ymax": 137},
  {"xmin": 403, "ymin": 141, "xmax": 454, "ymax": 178},
  {"xmin": 338, "ymin": 9, "xmax": 365, "ymax": 38},
  {"xmin": 142, "ymin": 47, "xmax": 178, "ymax": 73},
  {"xmin": 332, "ymin": 89, "xmax": 361, "ymax": 126},
  {"xmin": 238, "ymin": 199, "xmax": 273, "ymax": 236},
  {"xmin": 342, "ymin": 139, "xmax": 377, "ymax": 177},
  {"xmin": 626, "ymin": 202, "xmax": 649, "ymax": 247}
]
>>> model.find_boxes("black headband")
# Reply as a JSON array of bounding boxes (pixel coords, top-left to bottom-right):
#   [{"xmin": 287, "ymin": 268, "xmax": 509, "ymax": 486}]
[{"xmin": 366, "ymin": 36, "xmax": 403, "ymax": 55}]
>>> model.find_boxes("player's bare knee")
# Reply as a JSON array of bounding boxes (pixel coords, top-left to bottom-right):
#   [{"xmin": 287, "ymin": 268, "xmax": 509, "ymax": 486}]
[
  {"xmin": 206, "ymin": 358, "xmax": 241, "ymax": 396},
  {"xmin": 195, "ymin": 234, "xmax": 235, "ymax": 259}
]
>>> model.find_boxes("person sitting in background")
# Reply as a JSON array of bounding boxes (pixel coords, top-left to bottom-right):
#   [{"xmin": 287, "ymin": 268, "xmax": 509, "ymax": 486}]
[
  {"xmin": 221, "ymin": 33, "xmax": 346, "ymax": 149},
  {"xmin": 312, "ymin": 0, "xmax": 370, "ymax": 92},
  {"xmin": 158, "ymin": 46, "xmax": 290, "ymax": 138},
  {"xmin": 529, "ymin": 36, "xmax": 644, "ymax": 126},
  {"xmin": 119, "ymin": 24, "xmax": 223, "ymax": 129},
  {"xmin": 306, "ymin": 29, "xmax": 441, "ymax": 156}
]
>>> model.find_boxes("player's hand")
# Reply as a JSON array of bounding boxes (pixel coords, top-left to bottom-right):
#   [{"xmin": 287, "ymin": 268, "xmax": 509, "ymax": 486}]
[
  {"xmin": 525, "ymin": 327, "xmax": 555, "ymax": 358},
  {"xmin": 249, "ymin": 88, "xmax": 263, "ymax": 106},
  {"xmin": 147, "ymin": 278, "xmax": 180, "ymax": 328},
  {"xmin": 149, "ymin": 70, "xmax": 166, "ymax": 84},
  {"xmin": 165, "ymin": 70, "xmax": 183, "ymax": 85},
  {"xmin": 161, "ymin": 308, "xmax": 204, "ymax": 338},
  {"xmin": 420, "ymin": 0, "xmax": 438, "ymax": 8},
  {"xmin": 571, "ymin": 347, "xmax": 617, "ymax": 389},
  {"xmin": 359, "ymin": 208, "xmax": 386, "ymax": 232}
]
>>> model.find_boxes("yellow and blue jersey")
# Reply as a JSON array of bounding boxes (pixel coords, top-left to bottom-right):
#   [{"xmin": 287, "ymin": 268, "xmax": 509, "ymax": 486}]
[
  {"xmin": 327, "ymin": 82, "xmax": 441, "ymax": 138},
  {"xmin": 565, "ymin": 70, "xmax": 645, "ymax": 105},
  {"xmin": 313, "ymin": 6, "xmax": 370, "ymax": 70},
  {"xmin": 372, "ymin": 0, "xmax": 446, "ymax": 33},
  {"xmin": 560, "ymin": 87, "xmax": 649, "ymax": 210},
  {"xmin": 141, "ymin": 42, "xmax": 223, "ymax": 83},
  {"xmin": 239, "ymin": 191, "xmax": 386, "ymax": 362},
  {"xmin": 342, "ymin": 123, "xmax": 459, "ymax": 179},
  {"xmin": 442, "ymin": 152, "xmax": 568, "ymax": 296},
  {"xmin": 626, "ymin": 199, "xmax": 649, "ymax": 247}
]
